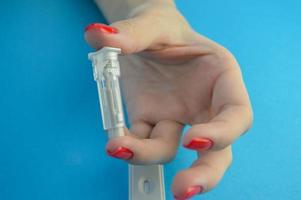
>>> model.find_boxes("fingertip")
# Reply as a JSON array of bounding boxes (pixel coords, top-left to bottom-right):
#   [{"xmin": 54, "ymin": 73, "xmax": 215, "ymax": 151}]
[
  {"xmin": 84, "ymin": 31, "xmax": 103, "ymax": 49},
  {"xmin": 84, "ymin": 18, "xmax": 155, "ymax": 54},
  {"xmin": 84, "ymin": 23, "xmax": 118, "ymax": 34},
  {"xmin": 106, "ymin": 146, "xmax": 134, "ymax": 160},
  {"xmin": 105, "ymin": 135, "xmax": 133, "ymax": 152},
  {"xmin": 183, "ymin": 122, "xmax": 230, "ymax": 151},
  {"xmin": 174, "ymin": 186, "xmax": 203, "ymax": 200},
  {"xmin": 173, "ymin": 147, "xmax": 233, "ymax": 198},
  {"xmin": 183, "ymin": 137, "xmax": 214, "ymax": 151},
  {"xmin": 84, "ymin": 23, "xmax": 121, "ymax": 50},
  {"xmin": 172, "ymin": 170, "xmax": 205, "ymax": 199},
  {"xmin": 84, "ymin": 29, "xmax": 137, "ymax": 54},
  {"xmin": 105, "ymin": 136, "xmax": 136, "ymax": 161},
  {"xmin": 182, "ymin": 125, "xmax": 215, "ymax": 151}
]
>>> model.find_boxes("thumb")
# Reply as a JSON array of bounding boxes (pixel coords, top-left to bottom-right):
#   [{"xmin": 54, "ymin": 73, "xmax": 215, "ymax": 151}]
[{"xmin": 84, "ymin": 17, "xmax": 162, "ymax": 54}]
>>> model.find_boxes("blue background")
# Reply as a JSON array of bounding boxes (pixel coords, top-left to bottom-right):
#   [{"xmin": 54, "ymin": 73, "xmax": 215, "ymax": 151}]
[{"xmin": 0, "ymin": 0, "xmax": 300, "ymax": 199}]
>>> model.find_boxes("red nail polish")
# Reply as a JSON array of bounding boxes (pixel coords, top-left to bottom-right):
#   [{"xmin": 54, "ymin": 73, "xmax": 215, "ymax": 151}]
[
  {"xmin": 107, "ymin": 147, "xmax": 133, "ymax": 160},
  {"xmin": 184, "ymin": 138, "xmax": 213, "ymax": 151},
  {"xmin": 84, "ymin": 23, "xmax": 118, "ymax": 33},
  {"xmin": 174, "ymin": 186, "xmax": 203, "ymax": 200}
]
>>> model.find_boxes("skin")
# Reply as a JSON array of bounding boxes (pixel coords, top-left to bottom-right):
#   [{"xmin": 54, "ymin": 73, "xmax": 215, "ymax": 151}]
[{"xmin": 85, "ymin": 1, "xmax": 253, "ymax": 198}]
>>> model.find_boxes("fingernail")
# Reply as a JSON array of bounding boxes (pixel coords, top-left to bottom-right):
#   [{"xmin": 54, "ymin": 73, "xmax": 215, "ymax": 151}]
[
  {"xmin": 106, "ymin": 147, "xmax": 133, "ymax": 160},
  {"xmin": 184, "ymin": 138, "xmax": 213, "ymax": 151},
  {"xmin": 174, "ymin": 186, "xmax": 203, "ymax": 200},
  {"xmin": 84, "ymin": 23, "xmax": 118, "ymax": 34}
]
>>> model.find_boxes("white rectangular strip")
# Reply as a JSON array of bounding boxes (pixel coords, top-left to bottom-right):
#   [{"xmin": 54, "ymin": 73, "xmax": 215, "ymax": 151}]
[{"xmin": 129, "ymin": 164, "xmax": 166, "ymax": 200}]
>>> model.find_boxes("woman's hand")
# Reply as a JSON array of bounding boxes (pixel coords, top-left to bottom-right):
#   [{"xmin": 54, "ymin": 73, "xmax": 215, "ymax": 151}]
[{"xmin": 85, "ymin": 1, "xmax": 253, "ymax": 199}]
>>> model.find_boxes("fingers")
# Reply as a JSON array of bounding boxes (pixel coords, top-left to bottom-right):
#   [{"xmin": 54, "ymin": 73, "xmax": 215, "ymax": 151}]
[
  {"xmin": 172, "ymin": 146, "xmax": 232, "ymax": 199},
  {"xmin": 106, "ymin": 120, "xmax": 183, "ymax": 164},
  {"xmin": 183, "ymin": 67, "xmax": 253, "ymax": 151},
  {"xmin": 84, "ymin": 16, "xmax": 163, "ymax": 54}
]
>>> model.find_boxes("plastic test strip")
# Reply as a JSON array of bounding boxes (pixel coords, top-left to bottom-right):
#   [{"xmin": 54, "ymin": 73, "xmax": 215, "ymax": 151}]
[{"xmin": 88, "ymin": 47, "xmax": 165, "ymax": 200}]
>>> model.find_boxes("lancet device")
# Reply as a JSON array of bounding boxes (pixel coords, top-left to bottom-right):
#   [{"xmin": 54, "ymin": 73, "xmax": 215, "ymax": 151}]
[
  {"xmin": 88, "ymin": 47, "xmax": 165, "ymax": 200},
  {"xmin": 88, "ymin": 47, "xmax": 124, "ymax": 138}
]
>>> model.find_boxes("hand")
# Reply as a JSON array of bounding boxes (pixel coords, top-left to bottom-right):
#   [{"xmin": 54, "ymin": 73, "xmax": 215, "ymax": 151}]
[{"xmin": 85, "ymin": 2, "xmax": 252, "ymax": 199}]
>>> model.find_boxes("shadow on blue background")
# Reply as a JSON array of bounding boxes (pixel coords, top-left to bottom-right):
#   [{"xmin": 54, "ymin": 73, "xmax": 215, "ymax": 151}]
[{"xmin": 0, "ymin": 0, "xmax": 300, "ymax": 200}]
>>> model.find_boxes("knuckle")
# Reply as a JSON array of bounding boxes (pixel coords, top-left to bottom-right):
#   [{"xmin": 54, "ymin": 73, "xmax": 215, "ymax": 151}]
[
  {"xmin": 246, "ymin": 107, "xmax": 254, "ymax": 128},
  {"xmin": 242, "ymin": 105, "xmax": 254, "ymax": 133},
  {"xmin": 214, "ymin": 46, "xmax": 239, "ymax": 69}
]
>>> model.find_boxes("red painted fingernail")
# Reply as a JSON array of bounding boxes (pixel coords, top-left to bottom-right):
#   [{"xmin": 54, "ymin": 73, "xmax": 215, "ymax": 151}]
[
  {"xmin": 106, "ymin": 147, "xmax": 133, "ymax": 160},
  {"xmin": 184, "ymin": 138, "xmax": 213, "ymax": 151},
  {"xmin": 84, "ymin": 23, "xmax": 118, "ymax": 33},
  {"xmin": 174, "ymin": 186, "xmax": 203, "ymax": 200}
]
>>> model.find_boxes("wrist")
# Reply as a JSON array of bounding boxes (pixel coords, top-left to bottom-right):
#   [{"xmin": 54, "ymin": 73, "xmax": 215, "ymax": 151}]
[{"xmin": 95, "ymin": 0, "xmax": 176, "ymax": 23}]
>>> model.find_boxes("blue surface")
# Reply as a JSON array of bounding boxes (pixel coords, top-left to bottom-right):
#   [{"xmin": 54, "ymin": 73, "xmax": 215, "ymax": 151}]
[{"xmin": 0, "ymin": 0, "xmax": 300, "ymax": 200}]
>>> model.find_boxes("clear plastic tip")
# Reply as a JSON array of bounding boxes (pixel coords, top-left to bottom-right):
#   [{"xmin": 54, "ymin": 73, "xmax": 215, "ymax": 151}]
[{"xmin": 88, "ymin": 47, "xmax": 125, "ymax": 138}]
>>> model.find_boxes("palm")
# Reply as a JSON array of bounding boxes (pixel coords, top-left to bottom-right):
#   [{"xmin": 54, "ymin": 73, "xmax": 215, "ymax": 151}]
[{"xmin": 120, "ymin": 47, "xmax": 224, "ymax": 127}]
